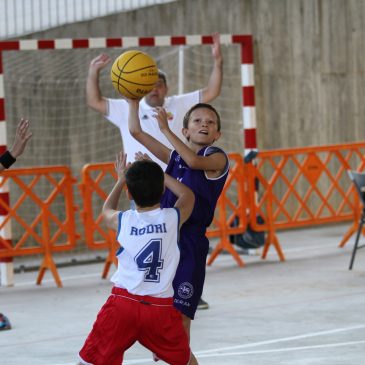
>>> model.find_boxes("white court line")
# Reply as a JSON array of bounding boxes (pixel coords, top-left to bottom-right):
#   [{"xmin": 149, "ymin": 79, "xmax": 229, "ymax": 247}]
[
  {"xmin": 196, "ymin": 324, "xmax": 365, "ymax": 354},
  {"xmin": 55, "ymin": 324, "xmax": 364, "ymax": 365},
  {"xmin": 54, "ymin": 338, "xmax": 365, "ymax": 365},
  {"xmin": 195, "ymin": 339, "xmax": 365, "ymax": 359},
  {"xmin": 102, "ymin": 339, "xmax": 365, "ymax": 365}
]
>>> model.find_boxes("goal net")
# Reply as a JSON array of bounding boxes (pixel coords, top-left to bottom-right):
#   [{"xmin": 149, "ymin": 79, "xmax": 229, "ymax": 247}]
[{"xmin": 1, "ymin": 36, "xmax": 251, "ymax": 266}]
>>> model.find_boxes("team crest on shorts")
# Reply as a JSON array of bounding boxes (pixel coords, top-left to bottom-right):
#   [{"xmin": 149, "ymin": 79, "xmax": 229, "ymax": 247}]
[{"xmin": 178, "ymin": 282, "xmax": 194, "ymax": 299}]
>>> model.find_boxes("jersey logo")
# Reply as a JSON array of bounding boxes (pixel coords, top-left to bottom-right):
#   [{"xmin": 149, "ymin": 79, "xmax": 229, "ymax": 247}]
[
  {"xmin": 177, "ymin": 282, "xmax": 194, "ymax": 299},
  {"xmin": 135, "ymin": 239, "xmax": 164, "ymax": 282}
]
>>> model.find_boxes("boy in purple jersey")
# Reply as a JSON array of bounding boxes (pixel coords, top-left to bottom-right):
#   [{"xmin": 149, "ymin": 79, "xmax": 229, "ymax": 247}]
[{"xmin": 128, "ymin": 100, "xmax": 229, "ymax": 360}]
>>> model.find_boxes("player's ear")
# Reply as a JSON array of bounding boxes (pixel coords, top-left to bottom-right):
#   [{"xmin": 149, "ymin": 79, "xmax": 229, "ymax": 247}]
[
  {"xmin": 213, "ymin": 130, "xmax": 221, "ymax": 143},
  {"xmin": 182, "ymin": 128, "xmax": 190, "ymax": 141}
]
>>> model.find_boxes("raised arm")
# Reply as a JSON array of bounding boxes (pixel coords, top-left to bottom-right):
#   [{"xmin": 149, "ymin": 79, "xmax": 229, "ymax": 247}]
[
  {"xmin": 86, "ymin": 54, "xmax": 111, "ymax": 115},
  {"xmin": 102, "ymin": 152, "xmax": 129, "ymax": 231},
  {"xmin": 164, "ymin": 173, "xmax": 194, "ymax": 227},
  {"xmin": 153, "ymin": 107, "xmax": 227, "ymax": 172},
  {"xmin": 0, "ymin": 118, "xmax": 32, "ymax": 172},
  {"xmin": 127, "ymin": 98, "xmax": 171, "ymax": 164},
  {"xmin": 201, "ymin": 33, "xmax": 223, "ymax": 103}
]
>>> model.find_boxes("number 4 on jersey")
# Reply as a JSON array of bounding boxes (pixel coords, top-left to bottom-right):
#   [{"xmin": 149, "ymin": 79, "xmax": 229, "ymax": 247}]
[{"xmin": 135, "ymin": 239, "xmax": 164, "ymax": 282}]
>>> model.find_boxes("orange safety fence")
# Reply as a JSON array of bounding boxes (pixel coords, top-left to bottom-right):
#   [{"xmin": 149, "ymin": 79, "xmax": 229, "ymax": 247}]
[
  {"xmin": 207, "ymin": 153, "xmax": 248, "ymax": 267},
  {"xmin": 246, "ymin": 142, "xmax": 365, "ymax": 260},
  {"xmin": 80, "ymin": 162, "xmax": 118, "ymax": 279},
  {"xmin": 80, "ymin": 154, "xmax": 249, "ymax": 272},
  {"xmin": 0, "ymin": 166, "xmax": 78, "ymax": 287}
]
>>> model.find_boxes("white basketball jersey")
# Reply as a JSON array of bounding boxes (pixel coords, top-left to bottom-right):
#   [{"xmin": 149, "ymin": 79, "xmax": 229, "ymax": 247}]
[{"xmin": 111, "ymin": 207, "xmax": 180, "ymax": 298}]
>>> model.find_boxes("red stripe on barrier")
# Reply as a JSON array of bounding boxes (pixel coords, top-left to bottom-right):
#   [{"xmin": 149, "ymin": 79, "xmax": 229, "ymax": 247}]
[
  {"xmin": 202, "ymin": 35, "xmax": 212, "ymax": 44},
  {"xmin": 72, "ymin": 39, "xmax": 89, "ymax": 48},
  {"xmin": 171, "ymin": 36, "xmax": 186, "ymax": 45},
  {"xmin": 0, "ymin": 51, "xmax": 3, "ymax": 73},
  {"xmin": 38, "ymin": 40, "xmax": 55, "ymax": 49},
  {"xmin": 244, "ymin": 128, "xmax": 257, "ymax": 149},
  {"xmin": 0, "ymin": 99, "xmax": 5, "ymax": 121},
  {"xmin": 139, "ymin": 37, "xmax": 155, "ymax": 46},
  {"xmin": 0, "ymin": 192, "xmax": 10, "ymax": 216},
  {"xmin": 106, "ymin": 38, "xmax": 123, "ymax": 48},
  {"xmin": 0, "ymin": 41, "xmax": 20, "ymax": 51},
  {"xmin": 243, "ymin": 86, "xmax": 255, "ymax": 106}
]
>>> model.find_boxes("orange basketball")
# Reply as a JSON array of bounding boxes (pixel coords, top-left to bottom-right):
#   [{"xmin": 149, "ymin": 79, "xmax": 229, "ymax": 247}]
[{"xmin": 110, "ymin": 50, "xmax": 158, "ymax": 98}]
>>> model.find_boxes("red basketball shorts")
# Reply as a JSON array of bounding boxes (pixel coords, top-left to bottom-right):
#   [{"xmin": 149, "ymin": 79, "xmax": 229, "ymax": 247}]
[{"xmin": 79, "ymin": 287, "xmax": 191, "ymax": 365}]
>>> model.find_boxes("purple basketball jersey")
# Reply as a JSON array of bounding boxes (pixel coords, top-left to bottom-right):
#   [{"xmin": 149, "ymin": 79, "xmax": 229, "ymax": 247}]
[{"xmin": 161, "ymin": 146, "xmax": 229, "ymax": 319}]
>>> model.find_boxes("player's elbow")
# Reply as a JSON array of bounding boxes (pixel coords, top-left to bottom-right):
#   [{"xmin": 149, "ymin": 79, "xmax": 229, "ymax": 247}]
[
  {"xmin": 202, "ymin": 88, "xmax": 220, "ymax": 103},
  {"xmin": 129, "ymin": 128, "xmax": 142, "ymax": 140},
  {"xmin": 87, "ymin": 98, "xmax": 107, "ymax": 115}
]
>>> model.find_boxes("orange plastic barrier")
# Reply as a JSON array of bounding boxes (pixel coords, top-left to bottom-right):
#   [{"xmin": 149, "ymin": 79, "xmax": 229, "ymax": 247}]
[
  {"xmin": 80, "ymin": 154, "xmax": 249, "ymax": 271},
  {"xmin": 0, "ymin": 166, "xmax": 78, "ymax": 287},
  {"xmin": 80, "ymin": 162, "xmax": 118, "ymax": 278},
  {"xmin": 207, "ymin": 153, "xmax": 248, "ymax": 267},
  {"xmin": 246, "ymin": 142, "xmax": 365, "ymax": 260}
]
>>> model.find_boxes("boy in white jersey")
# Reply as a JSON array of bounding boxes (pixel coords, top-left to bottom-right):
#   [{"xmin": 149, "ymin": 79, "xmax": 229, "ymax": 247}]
[{"xmin": 78, "ymin": 152, "xmax": 197, "ymax": 365}]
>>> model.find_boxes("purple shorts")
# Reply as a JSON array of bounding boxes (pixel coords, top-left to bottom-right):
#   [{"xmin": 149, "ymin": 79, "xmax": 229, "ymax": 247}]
[{"xmin": 173, "ymin": 233, "xmax": 209, "ymax": 319}]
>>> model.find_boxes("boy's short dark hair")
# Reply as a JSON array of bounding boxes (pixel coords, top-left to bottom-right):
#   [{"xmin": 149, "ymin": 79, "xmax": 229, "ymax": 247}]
[
  {"xmin": 182, "ymin": 103, "xmax": 221, "ymax": 131},
  {"xmin": 125, "ymin": 160, "xmax": 164, "ymax": 207},
  {"xmin": 158, "ymin": 69, "xmax": 167, "ymax": 85}
]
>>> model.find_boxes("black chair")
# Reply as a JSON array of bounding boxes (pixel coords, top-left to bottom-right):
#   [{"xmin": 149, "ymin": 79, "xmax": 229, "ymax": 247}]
[{"xmin": 347, "ymin": 170, "xmax": 365, "ymax": 269}]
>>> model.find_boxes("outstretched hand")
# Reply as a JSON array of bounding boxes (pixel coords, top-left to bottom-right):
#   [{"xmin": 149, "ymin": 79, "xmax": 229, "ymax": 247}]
[
  {"xmin": 89, "ymin": 53, "xmax": 112, "ymax": 72},
  {"xmin": 10, "ymin": 118, "xmax": 32, "ymax": 158},
  {"xmin": 134, "ymin": 151, "xmax": 152, "ymax": 162},
  {"xmin": 152, "ymin": 106, "xmax": 170, "ymax": 132},
  {"xmin": 114, "ymin": 151, "xmax": 130, "ymax": 181},
  {"xmin": 211, "ymin": 33, "xmax": 222, "ymax": 64}
]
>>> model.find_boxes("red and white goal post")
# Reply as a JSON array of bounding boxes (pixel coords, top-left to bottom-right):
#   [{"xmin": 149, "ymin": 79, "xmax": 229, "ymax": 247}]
[{"xmin": 0, "ymin": 34, "xmax": 257, "ymax": 285}]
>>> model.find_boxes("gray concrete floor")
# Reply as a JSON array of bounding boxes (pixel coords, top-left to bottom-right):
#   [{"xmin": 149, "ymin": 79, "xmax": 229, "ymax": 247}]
[{"xmin": 1, "ymin": 223, "xmax": 365, "ymax": 365}]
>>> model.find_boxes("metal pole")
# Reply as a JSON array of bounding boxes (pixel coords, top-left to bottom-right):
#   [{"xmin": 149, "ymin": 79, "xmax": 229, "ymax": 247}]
[{"xmin": 178, "ymin": 46, "xmax": 184, "ymax": 95}]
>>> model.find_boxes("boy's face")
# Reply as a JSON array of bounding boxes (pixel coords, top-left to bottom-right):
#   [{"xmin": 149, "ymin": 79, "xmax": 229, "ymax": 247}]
[
  {"xmin": 144, "ymin": 78, "xmax": 168, "ymax": 108},
  {"xmin": 182, "ymin": 108, "xmax": 221, "ymax": 145}
]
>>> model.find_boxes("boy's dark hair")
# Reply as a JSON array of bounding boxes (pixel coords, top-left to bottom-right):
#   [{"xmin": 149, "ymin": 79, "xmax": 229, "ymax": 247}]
[
  {"xmin": 125, "ymin": 160, "xmax": 164, "ymax": 207},
  {"xmin": 158, "ymin": 69, "xmax": 167, "ymax": 85},
  {"xmin": 182, "ymin": 103, "xmax": 221, "ymax": 131}
]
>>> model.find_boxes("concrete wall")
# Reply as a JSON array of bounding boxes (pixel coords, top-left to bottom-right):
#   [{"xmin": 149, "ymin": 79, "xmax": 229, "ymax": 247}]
[{"xmin": 24, "ymin": 0, "xmax": 365, "ymax": 150}]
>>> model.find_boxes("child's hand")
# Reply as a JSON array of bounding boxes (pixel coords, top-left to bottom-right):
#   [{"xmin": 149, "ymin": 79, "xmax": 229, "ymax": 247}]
[
  {"xmin": 89, "ymin": 54, "xmax": 111, "ymax": 72},
  {"xmin": 114, "ymin": 151, "xmax": 130, "ymax": 180},
  {"xmin": 134, "ymin": 151, "xmax": 152, "ymax": 162},
  {"xmin": 153, "ymin": 106, "xmax": 169, "ymax": 132},
  {"xmin": 211, "ymin": 33, "xmax": 222, "ymax": 65},
  {"xmin": 10, "ymin": 118, "xmax": 32, "ymax": 158}
]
